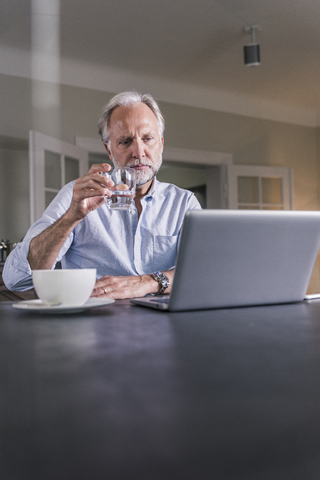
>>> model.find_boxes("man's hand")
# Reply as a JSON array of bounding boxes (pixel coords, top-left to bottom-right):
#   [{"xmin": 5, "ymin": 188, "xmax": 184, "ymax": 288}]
[
  {"xmin": 92, "ymin": 272, "xmax": 172, "ymax": 300},
  {"xmin": 68, "ymin": 163, "xmax": 114, "ymax": 222}
]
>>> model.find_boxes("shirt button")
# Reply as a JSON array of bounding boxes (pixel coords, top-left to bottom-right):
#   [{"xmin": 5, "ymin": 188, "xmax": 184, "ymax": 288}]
[{"xmin": 130, "ymin": 210, "xmax": 136, "ymax": 215}]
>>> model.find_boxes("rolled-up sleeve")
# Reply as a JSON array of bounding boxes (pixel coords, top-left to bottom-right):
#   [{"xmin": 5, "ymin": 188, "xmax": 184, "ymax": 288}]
[
  {"xmin": 3, "ymin": 183, "xmax": 74, "ymax": 291},
  {"xmin": 2, "ymin": 239, "xmax": 34, "ymax": 291}
]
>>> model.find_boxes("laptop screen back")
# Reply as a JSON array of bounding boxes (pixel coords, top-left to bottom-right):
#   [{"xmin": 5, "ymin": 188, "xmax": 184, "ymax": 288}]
[{"xmin": 168, "ymin": 210, "xmax": 320, "ymax": 311}]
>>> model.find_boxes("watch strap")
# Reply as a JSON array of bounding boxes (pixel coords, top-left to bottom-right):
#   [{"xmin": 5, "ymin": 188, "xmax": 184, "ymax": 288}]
[{"xmin": 151, "ymin": 271, "xmax": 169, "ymax": 295}]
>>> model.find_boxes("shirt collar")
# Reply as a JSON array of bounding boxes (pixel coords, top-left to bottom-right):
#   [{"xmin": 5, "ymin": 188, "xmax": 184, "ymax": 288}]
[{"xmin": 144, "ymin": 177, "xmax": 158, "ymax": 199}]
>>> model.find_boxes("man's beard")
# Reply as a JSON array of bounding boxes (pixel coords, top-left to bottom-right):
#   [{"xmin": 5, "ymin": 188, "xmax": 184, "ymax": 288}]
[{"xmin": 109, "ymin": 150, "xmax": 162, "ymax": 186}]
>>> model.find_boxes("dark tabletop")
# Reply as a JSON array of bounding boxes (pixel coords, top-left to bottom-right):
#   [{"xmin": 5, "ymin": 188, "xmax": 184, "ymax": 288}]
[{"xmin": 1, "ymin": 298, "xmax": 320, "ymax": 480}]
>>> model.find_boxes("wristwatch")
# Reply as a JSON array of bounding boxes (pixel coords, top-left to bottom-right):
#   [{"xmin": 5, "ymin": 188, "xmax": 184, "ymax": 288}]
[{"xmin": 151, "ymin": 271, "xmax": 170, "ymax": 295}]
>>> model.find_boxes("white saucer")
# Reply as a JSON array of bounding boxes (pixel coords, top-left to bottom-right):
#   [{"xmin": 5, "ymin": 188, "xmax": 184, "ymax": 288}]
[{"xmin": 12, "ymin": 297, "xmax": 115, "ymax": 314}]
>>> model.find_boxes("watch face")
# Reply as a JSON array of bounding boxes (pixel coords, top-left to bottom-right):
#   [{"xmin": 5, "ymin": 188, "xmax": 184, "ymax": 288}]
[
  {"xmin": 157, "ymin": 272, "xmax": 168, "ymax": 284},
  {"xmin": 160, "ymin": 275, "xmax": 169, "ymax": 287}
]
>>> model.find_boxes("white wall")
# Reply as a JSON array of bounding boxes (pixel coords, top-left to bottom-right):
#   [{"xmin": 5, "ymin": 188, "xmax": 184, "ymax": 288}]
[{"xmin": 1, "ymin": 74, "xmax": 319, "ymax": 228}]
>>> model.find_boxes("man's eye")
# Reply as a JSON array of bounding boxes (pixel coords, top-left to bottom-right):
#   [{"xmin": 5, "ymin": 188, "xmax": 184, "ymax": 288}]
[{"xmin": 120, "ymin": 139, "xmax": 130, "ymax": 146}]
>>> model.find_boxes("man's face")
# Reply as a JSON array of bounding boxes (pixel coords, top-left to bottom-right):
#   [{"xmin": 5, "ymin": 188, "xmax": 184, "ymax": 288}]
[{"xmin": 105, "ymin": 103, "xmax": 164, "ymax": 186}]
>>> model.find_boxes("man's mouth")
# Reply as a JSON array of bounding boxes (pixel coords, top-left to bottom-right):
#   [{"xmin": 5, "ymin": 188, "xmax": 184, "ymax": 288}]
[{"xmin": 129, "ymin": 164, "xmax": 151, "ymax": 170}]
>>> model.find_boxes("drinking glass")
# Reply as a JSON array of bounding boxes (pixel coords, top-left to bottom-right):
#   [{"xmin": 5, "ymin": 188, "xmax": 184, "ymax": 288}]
[{"xmin": 102, "ymin": 167, "xmax": 136, "ymax": 211}]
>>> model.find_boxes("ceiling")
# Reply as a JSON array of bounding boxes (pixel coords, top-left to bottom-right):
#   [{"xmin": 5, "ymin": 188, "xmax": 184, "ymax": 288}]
[{"xmin": 2, "ymin": 0, "xmax": 320, "ymax": 121}]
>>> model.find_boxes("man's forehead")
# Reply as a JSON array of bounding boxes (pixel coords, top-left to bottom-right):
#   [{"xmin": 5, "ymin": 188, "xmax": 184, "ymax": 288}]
[{"xmin": 109, "ymin": 103, "xmax": 158, "ymax": 134}]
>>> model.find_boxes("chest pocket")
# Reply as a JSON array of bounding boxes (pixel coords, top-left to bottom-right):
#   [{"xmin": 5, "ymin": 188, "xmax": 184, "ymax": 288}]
[{"xmin": 153, "ymin": 235, "xmax": 178, "ymax": 271}]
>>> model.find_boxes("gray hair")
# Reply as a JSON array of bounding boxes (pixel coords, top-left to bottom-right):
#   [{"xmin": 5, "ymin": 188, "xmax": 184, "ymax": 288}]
[{"xmin": 98, "ymin": 91, "xmax": 165, "ymax": 144}]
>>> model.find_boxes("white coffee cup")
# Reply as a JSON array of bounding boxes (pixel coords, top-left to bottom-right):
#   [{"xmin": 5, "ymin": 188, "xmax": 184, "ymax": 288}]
[{"xmin": 32, "ymin": 269, "xmax": 97, "ymax": 306}]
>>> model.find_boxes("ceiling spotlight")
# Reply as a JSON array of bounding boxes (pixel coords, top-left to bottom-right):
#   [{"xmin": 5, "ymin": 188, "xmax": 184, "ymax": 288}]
[{"xmin": 243, "ymin": 25, "xmax": 261, "ymax": 67}]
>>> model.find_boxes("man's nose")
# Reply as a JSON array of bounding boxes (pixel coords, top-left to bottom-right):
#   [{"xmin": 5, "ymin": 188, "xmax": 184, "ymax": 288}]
[{"xmin": 132, "ymin": 138, "xmax": 145, "ymax": 158}]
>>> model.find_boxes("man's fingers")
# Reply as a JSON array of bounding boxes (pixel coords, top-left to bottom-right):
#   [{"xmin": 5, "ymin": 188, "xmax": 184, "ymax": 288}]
[
  {"xmin": 74, "ymin": 176, "xmax": 114, "ymax": 199},
  {"xmin": 88, "ymin": 163, "xmax": 112, "ymax": 174},
  {"xmin": 116, "ymin": 184, "xmax": 129, "ymax": 191},
  {"xmin": 75, "ymin": 173, "xmax": 113, "ymax": 190},
  {"xmin": 91, "ymin": 275, "xmax": 144, "ymax": 300}
]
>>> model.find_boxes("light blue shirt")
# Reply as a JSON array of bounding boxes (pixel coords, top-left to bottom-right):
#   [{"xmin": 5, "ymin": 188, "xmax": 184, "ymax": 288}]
[{"xmin": 3, "ymin": 179, "xmax": 201, "ymax": 291}]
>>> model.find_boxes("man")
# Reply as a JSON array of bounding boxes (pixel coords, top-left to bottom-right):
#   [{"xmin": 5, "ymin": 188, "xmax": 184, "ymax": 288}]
[{"xmin": 3, "ymin": 91, "xmax": 201, "ymax": 299}]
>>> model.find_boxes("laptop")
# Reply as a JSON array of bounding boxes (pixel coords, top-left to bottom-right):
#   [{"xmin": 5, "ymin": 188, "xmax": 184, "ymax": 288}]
[{"xmin": 130, "ymin": 209, "xmax": 320, "ymax": 311}]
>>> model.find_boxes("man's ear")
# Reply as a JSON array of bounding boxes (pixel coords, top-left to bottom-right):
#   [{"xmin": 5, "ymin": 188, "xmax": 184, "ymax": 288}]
[
  {"xmin": 104, "ymin": 142, "xmax": 112, "ymax": 160},
  {"xmin": 161, "ymin": 136, "xmax": 164, "ymax": 153}
]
